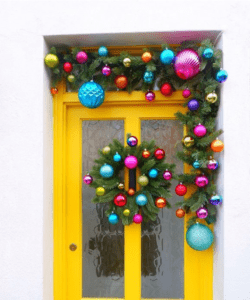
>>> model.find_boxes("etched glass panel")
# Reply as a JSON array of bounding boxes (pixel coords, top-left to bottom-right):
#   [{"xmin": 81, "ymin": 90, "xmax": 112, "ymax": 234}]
[
  {"xmin": 82, "ymin": 120, "xmax": 124, "ymax": 298},
  {"xmin": 141, "ymin": 119, "xmax": 184, "ymax": 299}
]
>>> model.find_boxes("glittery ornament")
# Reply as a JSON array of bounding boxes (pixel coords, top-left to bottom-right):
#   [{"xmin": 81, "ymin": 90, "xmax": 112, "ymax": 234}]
[
  {"xmin": 78, "ymin": 81, "xmax": 105, "ymax": 108},
  {"xmin": 127, "ymin": 136, "xmax": 138, "ymax": 147},
  {"xmin": 207, "ymin": 158, "xmax": 219, "ymax": 170},
  {"xmin": 123, "ymin": 57, "xmax": 131, "ymax": 67},
  {"xmin": 136, "ymin": 194, "xmax": 148, "ymax": 206},
  {"xmin": 118, "ymin": 183, "xmax": 124, "ymax": 190},
  {"xmin": 102, "ymin": 146, "xmax": 111, "ymax": 155},
  {"xmin": 98, "ymin": 46, "xmax": 108, "ymax": 57},
  {"xmin": 127, "ymin": 188, "xmax": 135, "ymax": 196},
  {"xmin": 216, "ymin": 70, "xmax": 228, "ymax": 83},
  {"xmin": 143, "ymin": 71, "xmax": 154, "ymax": 83},
  {"xmin": 142, "ymin": 51, "xmax": 152, "ymax": 63},
  {"xmin": 114, "ymin": 193, "xmax": 127, "ymax": 207},
  {"xmin": 182, "ymin": 136, "xmax": 195, "ymax": 148},
  {"xmin": 76, "ymin": 51, "xmax": 88, "ymax": 64},
  {"xmin": 124, "ymin": 156, "xmax": 138, "ymax": 169},
  {"xmin": 154, "ymin": 148, "xmax": 165, "ymax": 160},
  {"xmin": 155, "ymin": 197, "xmax": 167, "ymax": 208},
  {"xmin": 193, "ymin": 160, "xmax": 200, "ymax": 169},
  {"xmin": 174, "ymin": 49, "xmax": 200, "ymax": 80},
  {"xmin": 44, "ymin": 54, "xmax": 59, "ymax": 68},
  {"xmin": 160, "ymin": 49, "xmax": 175, "ymax": 64},
  {"xmin": 211, "ymin": 139, "xmax": 224, "ymax": 152},
  {"xmin": 113, "ymin": 152, "xmax": 122, "ymax": 162},
  {"xmin": 138, "ymin": 175, "xmax": 149, "ymax": 186},
  {"xmin": 142, "ymin": 149, "xmax": 150, "ymax": 158},
  {"xmin": 67, "ymin": 75, "xmax": 75, "ymax": 82},
  {"xmin": 186, "ymin": 223, "xmax": 214, "ymax": 251},
  {"xmin": 176, "ymin": 208, "xmax": 185, "ymax": 218},
  {"xmin": 100, "ymin": 164, "xmax": 114, "ymax": 178},
  {"xmin": 205, "ymin": 92, "xmax": 218, "ymax": 104},
  {"xmin": 196, "ymin": 207, "xmax": 208, "ymax": 219},
  {"xmin": 145, "ymin": 91, "xmax": 155, "ymax": 102},
  {"xmin": 160, "ymin": 83, "xmax": 173, "ymax": 96},
  {"xmin": 123, "ymin": 209, "xmax": 131, "ymax": 217},
  {"xmin": 115, "ymin": 75, "xmax": 128, "ymax": 89},
  {"xmin": 63, "ymin": 62, "xmax": 73, "ymax": 73},
  {"xmin": 187, "ymin": 99, "xmax": 199, "ymax": 111},
  {"xmin": 175, "ymin": 183, "xmax": 187, "ymax": 196},
  {"xmin": 195, "ymin": 175, "xmax": 209, "ymax": 187},
  {"xmin": 133, "ymin": 214, "xmax": 143, "ymax": 224},
  {"xmin": 182, "ymin": 89, "xmax": 191, "ymax": 98},
  {"xmin": 209, "ymin": 194, "xmax": 223, "ymax": 205},
  {"xmin": 203, "ymin": 48, "xmax": 214, "ymax": 59},
  {"xmin": 108, "ymin": 213, "xmax": 119, "ymax": 225},
  {"xmin": 193, "ymin": 124, "xmax": 207, "ymax": 137},
  {"xmin": 83, "ymin": 174, "xmax": 93, "ymax": 185},
  {"xmin": 102, "ymin": 65, "xmax": 111, "ymax": 76},
  {"xmin": 163, "ymin": 170, "xmax": 172, "ymax": 180},
  {"xmin": 51, "ymin": 87, "xmax": 58, "ymax": 95},
  {"xmin": 96, "ymin": 187, "xmax": 105, "ymax": 196},
  {"xmin": 148, "ymin": 168, "xmax": 158, "ymax": 178}
]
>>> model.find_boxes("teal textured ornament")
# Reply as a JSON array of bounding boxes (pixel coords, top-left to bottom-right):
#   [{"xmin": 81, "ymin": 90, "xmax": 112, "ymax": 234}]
[
  {"xmin": 108, "ymin": 213, "xmax": 119, "ymax": 224},
  {"xmin": 203, "ymin": 48, "xmax": 214, "ymax": 59},
  {"xmin": 148, "ymin": 168, "xmax": 158, "ymax": 178},
  {"xmin": 160, "ymin": 49, "xmax": 175, "ymax": 64},
  {"xmin": 100, "ymin": 164, "xmax": 114, "ymax": 178},
  {"xmin": 193, "ymin": 160, "xmax": 200, "ymax": 169},
  {"xmin": 186, "ymin": 223, "xmax": 214, "ymax": 251},
  {"xmin": 143, "ymin": 71, "xmax": 154, "ymax": 83},
  {"xmin": 98, "ymin": 46, "xmax": 108, "ymax": 56},
  {"xmin": 136, "ymin": 194, "xmax": 148, "ymax": 206},
  {"xmin": 113, "ymin": 152, "xmax": 122, "ymax": 162},
  {"xmin": 78, "ymin": 81, "xmax": 105, "ymax": 108}
]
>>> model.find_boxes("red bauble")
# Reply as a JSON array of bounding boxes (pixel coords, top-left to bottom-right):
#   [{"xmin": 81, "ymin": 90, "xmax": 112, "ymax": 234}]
[
  {"xmin": 114, "ymin": 193, "xmax": 127, "ymax": 207},
  {"xmin": 63, "ymin": 62, "xmax": 73, "ymax": 73},
  {"xmin": 154, "ymin": 148, "xmax": 165, "ymax": 160},
  {"xmin": 160, "ymin": 83, "xmax": 173, "ymax": 96},
  {"xmin": 142, "ymin": 149, "xmax": 150, "ymax": 158},
  {"xmin": 175, "ymin": 184, "xmax": 187, "ymax": 196},
  {"xmin": 51, "ymin": 87, "xmax": 58, "ymax": 95},
  {"xmin": 115, "ymin": 75, "xmax": 128, "ymax": 89}
]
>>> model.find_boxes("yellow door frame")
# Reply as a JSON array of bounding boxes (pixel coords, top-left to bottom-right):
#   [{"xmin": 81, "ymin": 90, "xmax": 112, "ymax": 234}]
[{"xmin": 53, "ymin": 80, "xmax": 213, "ymax": 300}]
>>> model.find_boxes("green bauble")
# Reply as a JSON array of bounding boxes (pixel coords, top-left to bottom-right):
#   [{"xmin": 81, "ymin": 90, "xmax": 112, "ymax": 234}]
[
  {"xmin": 67, "ymin": 75, "xmax": 75, "ymax": 82},
  {"xmin": 44, "ymin": 54, "xmax": 59, "ymax": 68},
  {"xmin": 96, "ymin": 187, "xmax": 105, "ymax": 196},
  {"xmin": 102, "ymin": 146, "xmax": 111, "ymax": 155},
  {"xmin": 138, "ymin": 175, "xmax": 149, "ymax": 186}
]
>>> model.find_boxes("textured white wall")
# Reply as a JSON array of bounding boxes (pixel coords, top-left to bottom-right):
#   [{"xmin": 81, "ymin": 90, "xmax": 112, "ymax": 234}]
[{"xmin": 0, "ymin": 1, "xmax": 249, "ymax": 300}]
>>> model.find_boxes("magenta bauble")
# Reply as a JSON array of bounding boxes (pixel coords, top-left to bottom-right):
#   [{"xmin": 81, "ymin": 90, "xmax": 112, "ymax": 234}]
[
  {"xmin": 196, "ymin": 207, "xmax": 208, "ymax": 219},
  {"xmin": 124, "ymin": 155, "xmax": 138, "ymax": 169},
  {"xmin": 163, "ymin": 170, "xmax": 172, "ymax": 180},
  {"xmin": 83, "ymin": 174, "xmax": 93, "ymax": 185},
  {"xmin": 193, "ymin": 124, "xmax": 207, "ymax": 137},
  {"xmin": 145, "ymin": 91, "xmax": 155, "ymax": 102},
  {"xmin": 195, "ymin": 175, "xmax": 209, "ymax": 187},
  {"xmin": 182, "ymin": 89, "xmax": 191, "ymax": 98},
  {"xmin": 76, "ymin": 51, "xmax": 88, "ymax": 64},
  {"xmin": 174, "ymin": 49, "xmax": 200, "ymax": 80},
  {"xmin": 102, "ymin": 65, "xmax": 111, "ymax": 76},
  {"xmin": 133, "ymin": 214, "xmax": 143, "ymax": 224}
]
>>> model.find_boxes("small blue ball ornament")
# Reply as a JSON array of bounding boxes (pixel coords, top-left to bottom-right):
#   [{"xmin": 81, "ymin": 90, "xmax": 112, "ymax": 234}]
[
  {"xmin": 216, "ymin": 70, "xmax": 228, "ymax": 83},
  {"xmin": 160, "ymin": 49, "xmax": 175, "ymax": 64},
  {"xmin": 148, "ymin": 168, "xmax": 158, "ymax": 178},
  {"xmin": 136, "ymin": 194, "xmax": 148, "ymax": 206},
  {"xmin": 108, "ymin": 213, "xmax": 119, "ymax": 225},
  {"xmin": 113, "ymin": 152, "xmax": 122, "ymax": 162},
  {"xmin": 100, "ymin": 164, "xmax": 114, "ymax": 178},
  {"xmin": 209, "ymin": 194, "xmax": 223, "ymax": 206},
  {"xmin": 193, "ymin": 160, "xmax": 200, "ymax": 169},
  {"xmin": 203, "ymin": 48, "xmax": 214, "ymax": 59},
  {"xmin": 78, "ymin": 81, "xmax": 105, "ymax": 109},
  {"xmin": 98, "ymin": 46, "xmax": 108, "ymax": 57},
  {"xmin": 187, "ymin": 99, "xmax": 200, "ymax": 111},
  {"xmin": 127, "ymin": 136, "xmax": 138, "ymax": 147},
  {"xmin": 186, "ymin": 223, "xmax": 214, "ymax": 251},
  {"xmin": 143, "ymin": 71, "xmax": 154, "ymax": 83}
]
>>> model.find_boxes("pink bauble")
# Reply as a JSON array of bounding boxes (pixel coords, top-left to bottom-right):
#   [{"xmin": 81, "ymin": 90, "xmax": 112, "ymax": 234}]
[
  {"xmin": 174, "ymin": 49, "xmax": 200, "ymax": 80},
  {"xmin": 195, "ymin": 175, "xmax": 209, "ymax": 188},
  {"xmin": 196, "ymin": 207, "xmax": 208, "ymax": 219},
  {"xmin": 182, "ymin": 89, "xmax": 191, "ymax": 98},
  {"xmin": 102, "ymin": 65, "xmax": 111, "ymax": 76},
  {"xmin": 133, "ymin": 214, "xmax": 143, "ymax": 224},
  {"xmin": 124, "ymin": 155, "xmax": 138, "ymax": 169},
  {"xmin": 83, "ymin": 174, "xmax": 93, "ymax": 185},
  {"xmin": 193, "ymin": 124, "xmax": 207, "ymax": 137},
  {"xmin": 163, "ymin": 170, "xmax": 172, "ymax": 180},
  {"xmin": 76, "ymin": 51, "xmax": 88, "ymax": 64},
  {"xmin": 145, "ymin": 91, "xmax": 155, "ymax": 102}
]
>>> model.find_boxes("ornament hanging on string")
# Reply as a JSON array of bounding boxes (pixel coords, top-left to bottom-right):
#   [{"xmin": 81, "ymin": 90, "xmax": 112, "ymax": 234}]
[
  {"xmin": 83, "ymin": 174, "xmax": 93, "ymax": 185},
  {"xmin": 182, "ymin": 136, "xmax": 195, "ymax": 148},
  {"xmin": 136, "ymin": 194, "xmax": 148, "ymax": 206},
  {"xmin": 195, "ymin": 175, "xmax": 209, "ymax": 187},
  {"xmin": 142, "ymin": 149, "xmax": 150, "ymax": 158},
  {"xmin": 175, "ymin": 183, "xmax": 187, "ymax": 196},
  {"xmin": 114, "ymin": 193, "xmax": 127, "ymax": 207},
  {"xmin": 138, "ymin": 175, "xmax": 149, "ymax": 186},
  {"xmin": 155, "ymin": 197, "xmax": 167, "ymax": 208},
  {"xmin": 196, "ymin": 207, "xmax": 208, "ymax": 219},
  {"xmin": 186, "ymin": 223, "xmax": 214, "ymax": 251},
  {"xmin": 115, "ymin": 75, "xmax": 128, "ymax": 89},
  {"xmin": 67, "ymin": 75, "xmax": 75, "ymax": 83},
  {"xmin": 123, "ymin": 209, "xmax": 131, "ymax": 216},
  {"xmin": 203, "ymin": 48, "xmax": 214, "ymax": 59},
  {"xmin": 102, "ymin": 146, "xmax": 111, "ymax": 155},
  {"xmin": 63, "ymin": 62, "xmax": 73, "ymax": 73},
  {"xmin": 113, "ymin": 152, "xmax": 122, "ymax": 162},
  {"xmin": 98, "ymin": 46, "xmax": 108, "ymax": 57},
  {"xmin": 209, "ymin": 194, "xmax": 223, "ymax": 205},
  {"xmin": 44, "ymin": 53, "xmax": 59, "ymax": 68},
  {"xmin": 145, "ymin": 91, "xmax": 155, "ymax": 102},
  {"xmin": 102, "ymin": 65, "xmax": 112, "ymax": 76},
  {"xmin": 211, "ymin": 139, "xmax": 224, "ymax": 152},
  {"xmin": 193, "ymin": 160, "xmax": 200, "ymax": 169},
  {"xmin": 205, "ymin": 92, "xmax": 218, "ymax": 104},
  {"xmin": 174, "ymin": 49, "xmax": 200, "ymax": 80},
  {"xmin": 127, "ymin": 136, "xmax": 138, "ymax": 147},
  {"xmin": 143, "ymin": 71, "xmax": 154, "ymax": 83},
  {"xmin": 154, "ymin": 148, "xmax": 165, "ymax": 160},
  {"xmin": 142, "ymin": 51, "xmax": 152, "ymax": 63},
  {"xmin": 124, "ymin": 155, "xmax": 138, "ymax": 169},
  {"xmin": 133, "ymin": 214, "xmax": 143, "ymax": 224},
  {"xmin": 193, "ymin": 124, "xmax": 207, "ymax": 137},
  {"xmin": 187, "ymin": 99, "xmax": 199, "ymax": 111},
  {"xmin": 148, "ymin": 168, "xmax": 158, "ymax": 178},
  {"xmin": 216, "ymin": 69, "xmax": 228, "ymax": 83},
  {"xmin": 176, "ymin": 208, "xmax": 185, "ymax": 218},
  {"xmin": 160, "ymin": 48, "xmax": 175, "ymax": 64},
  {"xmin": 108, "ymin": 213, "xmax": 119, "ymax": 225},
  {"xmin": 78, "ymin": 81, "xmax": 105, "ymax": 108},
  {"xmin": 96, "ymin": 187, "xmax": 105, "ymax": 196},
  {"xmin": 163, "ymin": 170, "xmax": 172, "ymax": 180},
  {"xmin": 182, "ymin": 89, "xmax": 191, "ymax": 98},
  {"xmin": 100, "ymin": 164, "xmax": 114, "ymax": 178},
  {"xmin": 76, "ymin": 51, "xmax": 88, "ymax": 64},
  {"xmin": 127, "ymin": 188, "xmax": 135, "ymax": 196},
  {"xmin": 207, "ymin": 157, "xmax": 219, "ymax": 170},
  {"xmin": 50, "ymin": 87, "xmax": 58, "ymax": 95},
  {"xmin": 123, "ymin": 57, "xmax": 131, "ymax": 67},
  {"xmin": 160, "ymin": 83, "xmax": 173, "ymax": 96},
  {"xmin": 118, "ymin": 183, "xmax": 124, "ymax": 190}
]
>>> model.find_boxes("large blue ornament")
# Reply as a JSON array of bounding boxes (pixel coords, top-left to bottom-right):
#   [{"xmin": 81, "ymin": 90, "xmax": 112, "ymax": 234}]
[
  {"xmin": 78, "ymin": 81, "xmax": 105, "ymax": 109},
  {"xmin": 148, "ymin": 168, "xmax": 158, "ymax": 178},
  {"xmin": 193, "ymin": 160, "xmax": 200, "ymax": 169},
  {"xmin": 209, "ymin": 194, "xmax": 223, "ymax": 206},
  {"xmin": 187, "ymin": 99, "xmax": 199, "ymax": 111},
  {"xmin": 100, "ymin": 164, "xmax": 114, "ymax": 178},
  {"xmin": 186, "ymin": 223, "xmax": 214, "ymax": 251},
  {"xmin": 203, "ymin": 48, "xmax": 214, "ymax": 59},
  {"xmin": 108, "ymin": 213, "xmax": 119, "ymax": 225},
  {"xmin": 216, "ymin": 70, "xmax": 228, "ymax": 83},
  {"xmin": 160, "ymin": 49, "xmax": 175, "ymax": 64},
  {"xmin": 143, "ymin": 71, "xmax": 154, "ymax": 83},
  {"xmin": 136, "ymin": 194, "xmax": 148, "ymax": 206},
  {"xmin": 113, "ymin": 152, "xmax": 122, "ymax": 162},
  {"xmin": 98, "ymin": 46, "xmax": 108, "ymax": 57}
]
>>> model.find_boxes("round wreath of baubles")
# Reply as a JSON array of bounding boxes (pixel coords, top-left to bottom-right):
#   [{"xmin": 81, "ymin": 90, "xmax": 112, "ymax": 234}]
[{"xmin": 83, "ymin": 136, "xmax": 175, "ymax": 225}]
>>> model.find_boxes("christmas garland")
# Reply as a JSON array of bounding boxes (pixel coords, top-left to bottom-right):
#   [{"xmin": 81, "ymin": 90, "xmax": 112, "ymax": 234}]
[{"xmin": 83, "ymin": 137, "xmax": 175, "ymax": 225}]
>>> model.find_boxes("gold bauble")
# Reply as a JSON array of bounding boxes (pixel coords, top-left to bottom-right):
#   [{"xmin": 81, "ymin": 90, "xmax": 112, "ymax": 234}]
[
  {"xmin": 118, "ymin": 183, "xmax": 124, "ymax": 190},
  {"xmin": 123, "ymin": 209, "xmax": 131, "ymax": 217},
  {"xmin": 96, "ymin": 187, "xmax": 105, "ymax": 196},
  {"xmin": 102, "ymin": 146, "xmax": 111, "ymax": 155},
  {"xmin": 138, "ymin": 175, "xmax": 149, "ymax": 186},
  {"xmin": 205, "ymin": 92, "xmax": 218, "ymax": 104},
  {"xmin": 44, "ymin": 54, "xmax": 59, "ymax": 68},
  {"xmin": 182, "ymin": 136, "xmax": 195, "ymax": 148},
  {"xmin": 141, "ymin": 51, "xmax": 152, "ymax": 63},
  {"xmin": 123, "ymin": 57, "xmax": 131, "ymax": 67},
  {"xmin": 67, "ymin": 75, "xmax": 75, "ymax": 82}
]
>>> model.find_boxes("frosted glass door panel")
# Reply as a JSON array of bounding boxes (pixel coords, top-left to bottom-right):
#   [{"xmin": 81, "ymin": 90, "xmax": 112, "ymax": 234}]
[
  {"xmin": 82, "ymin": 120, "xmax": 124, "ymax": 298},
  {"xmin": 141, "ymin": 120, "xmax": 184, "ymax": 299}
]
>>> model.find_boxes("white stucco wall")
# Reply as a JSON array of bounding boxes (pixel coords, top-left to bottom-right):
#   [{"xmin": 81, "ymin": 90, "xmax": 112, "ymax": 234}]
[{"xmin": 0, "ymin": 1, "xmax": 249, "ymax": 300}]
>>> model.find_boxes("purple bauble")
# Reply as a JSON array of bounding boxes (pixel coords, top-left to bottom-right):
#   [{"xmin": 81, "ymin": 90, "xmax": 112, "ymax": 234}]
[
  {"xmin": 102, "ymin": 65, "xmax": 111, "ymax": 76},
  {"xmin": 207, "ymin": 158, "xmax": 219, "ymax": 170},
  {"xmin": 83, "ymin": 174, "xmax": 93, "ymax": 185},
  {"xmin": 195, "ymin": 175, "xmax": 209, "ymax": 188},
  {"xmin": 196, "ymin": 207, "xmax": 208, "ymax": 219},
  {"xmin": 76, "ymin": 51, "xmax": 88, "ymax": 64},
  {"xmin": 174, "ymin": 49, "xmax": 200, "ymax": 80},
  {"xmin": 187, "ymin": 99, "xmax": 199, "ymax": 111},
  {"xmin": 133, "ymin": 213, "xmax": 143, "ymax": 224},
  {"xmin": 163, "ymin": 170, "xmax": 172, "ymax": 180},
  {"xmin": 124, "ymin": 155, "xmax": 138, "ymax": 169},
  {"xmin": 145, "ymin": 91, "xmax": 155, "ymax": 102},
  {"xmin": 193, "ymin": 124, "xmax": 207, "ymax": 137},
  {"xmin": 182, "ymin": 89, "xmax": 191, "ymax": 98},
  {"xmin": 127, "ymin": 136, "xmax": 138, "ymax": 147},
  {"xmin": 209, "ymin": 194, "xmax": 223, "ymax": 205}
]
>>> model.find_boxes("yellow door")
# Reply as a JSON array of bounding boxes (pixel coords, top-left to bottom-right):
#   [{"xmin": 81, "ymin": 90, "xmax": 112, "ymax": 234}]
[{"xmin": 54, "ymin": 81, "xmax": 213, "ymax": 300}]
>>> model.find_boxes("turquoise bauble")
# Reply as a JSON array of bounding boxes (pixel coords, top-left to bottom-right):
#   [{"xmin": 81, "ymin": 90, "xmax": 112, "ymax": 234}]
[
  {"xmin": 216, "ymin": 70, "xmax": 228, "ymax": 83},
  {"xmin": 160, "ymin": 49, "xmax": 175, "ymax": 64},
  {"xmin": 193, "ymin": 160, "xmax": 200, "ymax": 169},
  {"xmin": 78, "ymin": 81, "xmax": 105, "ymax": 108},
  {"xmin": 136, "ymin": 194, "xmax": 148, "ymax": 206},
  {"xmin": 108, "ymin": 213, "xmax": 119, "ymax": 225},
  {"xmin": 186, "ymin": 223, "xmax": 214, "ymax": 251},
  {"xmin": 148, "ymin": 168, "xmax": 158, "ymax": 178},
  {"xmin": 100, "ymin": 164, "xmax": 114, "ymax": 178},
  {"xmin": 143, "ymin": 71, "xmax": 154, "ymax": 83},
  {"xmin": 203, "ymin": 48, "xmax": 214, "ymax": 59},
  {"xmin": 98, "ymin": 46, "xmax": 108, "ymax": 56},
  {"xmin": 113, "ymin": 152, "xmax": 122, "ymax": 162}
]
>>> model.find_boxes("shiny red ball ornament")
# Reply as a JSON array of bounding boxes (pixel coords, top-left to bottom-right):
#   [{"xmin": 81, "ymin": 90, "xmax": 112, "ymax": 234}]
[
  {"xmin": 63, "ymin": 62, "xmax": 73, "ymax": 73},
  {"xmin": 142, "ymin": 149, "xmax": 150, "ymax": 158},
  {"xmin": 114, "ymin": 193, "xmax": 127, "ymax": 207},
  {"xmin": 160, "ymin": 83, "xmax": 173, "ymax": 96},
  {"xmin": 114, "ymin": 75, "xmax": 128, "ymax": 89},
  {"xmin": 175, "ymin": 183, "xmax": 187, "ymax": 196},
  {"xmin": 154, "ymin": 148, "xmax": 165, "ymax": 160},
  {"xmin": 50, "ymin": 87, "xmax": 58, "ymax": 95}
]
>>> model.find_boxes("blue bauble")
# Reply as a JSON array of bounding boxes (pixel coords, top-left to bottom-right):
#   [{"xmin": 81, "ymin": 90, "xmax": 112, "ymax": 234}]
[
  {"xmin": 216, "ymin": 70, "xmax": 228, "ymax": 83},
  {"xmin": 108, "ymin": 213, "xmax": 119, "ymax": 224},
  {"xmin": 187, "ymin": 99, "xmax": 199, "ymax": 111},
  {"xmin": 113, "ymin": 153, "xmax": 122, "ymax": 162},
  {"xmin": 193, "ymin": 160, "xmax": 200, "ymax": 169},
  {"xmin": 98, "ymin": 46, "xmax": 108, "ymax": 56},
  {"xmin": 78, "ymin": 81, "xmax": 105, "ymax": 109},
  {"xmin": 203, "ymin": 48, "xmax": 214, "ymax": 59},
  {"xmin": 186, "ymin": 223, "xmax": 214, "ymax": 251},
  {"xmin": 136, "ymin": 194, "xmax": 148, "ymax": 206},
  {"xmin": 100, "ymin": 164, "xmax": 114, "ymax": 178},
  {"xmin": 160, "ymin": 49, "xmax": 175, "ymax": 64},
  {"xmin": 143, "ymin": 71, "xmax": 154, "ymax": 83},
  {"xmin": 148, "ymin": 168, "xmax": 158, "ymax": 178},
  {"xmin": 209, "ymin": 194, "xmax": 223, "ymax": 206}
]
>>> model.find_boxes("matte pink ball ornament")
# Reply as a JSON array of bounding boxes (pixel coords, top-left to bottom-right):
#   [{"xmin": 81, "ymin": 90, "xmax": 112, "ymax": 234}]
[
  {"xmin": 193, "ymin": 124, "xmax": 207, "ymax": 137},
  {"xmin": 163, "ymin": 170, "xmax": 172, "ymax": 180},
  {"xmin": 133, "ymin": 214, "xmax": 143, "ymax": 224},
  {"xmin": 124, "ymin": 155, "xmax": 138, "ymax": 169},
  {"xmin": 102, "ymin": 65, "xmax": 112, "ymax": 76},
  {"xmin": 182, "ymin": 89, "xmax": 191, "ymax": 98},
  {"xmin": 195, "ymin": 175, "xmax": 209, "ymax": 188},
  {"xmin": 196, "ymin": 207, "xmax": 208, "ymax": 219},
  {"xmin": 76, "ymin": 51, "xmax": 88, "ymax": 64},
  {"xmin": 174, "ymin": 49, "xmax": 200, "ymax": 80},
  {"xmin": 145, "ymin": 91, "xmax": 155, "ymax": 102},
  {"xmin": 83, "ymin": 174, "xmax": 93, "ymax": 185}
]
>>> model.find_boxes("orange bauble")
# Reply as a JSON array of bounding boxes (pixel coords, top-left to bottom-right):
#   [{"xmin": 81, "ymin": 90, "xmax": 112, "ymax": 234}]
[
  {"xmin": 142, "ymin": 52, "xmax": 152, "ymax": 63},
  {"xmin": 114, "ymin": 75, "xmax": 128, "ymax": 89},
  {"xmin": 155, "ymin": 197, "xmax": 167, "ymax": 208},
  {"xmin": 128, "ymin": 188, "xmax": 135, "ymax": 196},
  {"xmin": 51, "ymin": 87, "xmax": 58, "ymax": 95},
  {"xmin": 176, "ymin": 208, "xmax": 185, "ymax": 218},
  {"xmin": 211, "ymin": 139, "xmax": 224, "ymax": 152},
  {"xmin": 142, "ymin": 149, "xmax": 150, "ymax": 158}
]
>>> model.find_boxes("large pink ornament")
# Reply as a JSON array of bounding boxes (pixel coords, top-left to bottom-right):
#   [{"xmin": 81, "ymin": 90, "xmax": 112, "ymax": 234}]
[
  {"xmin": 83, "ymin": 174, "xmax": 93, "ymax": 185},
  {"xmin": 133, "ymin": 214, "xmax": 143, "ymax": 224},
  {"xmin": 195, "ymin": 175, "xmax": 209, "ymax": 188},
  {"xmin": 76, "ymin": 51, "xmax": 88, "ymax": 64},
  {"xmin": 124, "ymin": 155, "xmax": 138, "ymax": 169},
  {"xmin": 174, "ymin": 49, "xmax": 200, "ymax": 80},
  {"xmin": 193, "ymin": 124, "xmax": 207, "ymax": 137},
  {"xmin": 163, "ymin": 170, "xmax": 172, "ymax": 180},
  {"xmin": 196, "ymin": 207, "xmax": 208, "ymax": 219}
]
